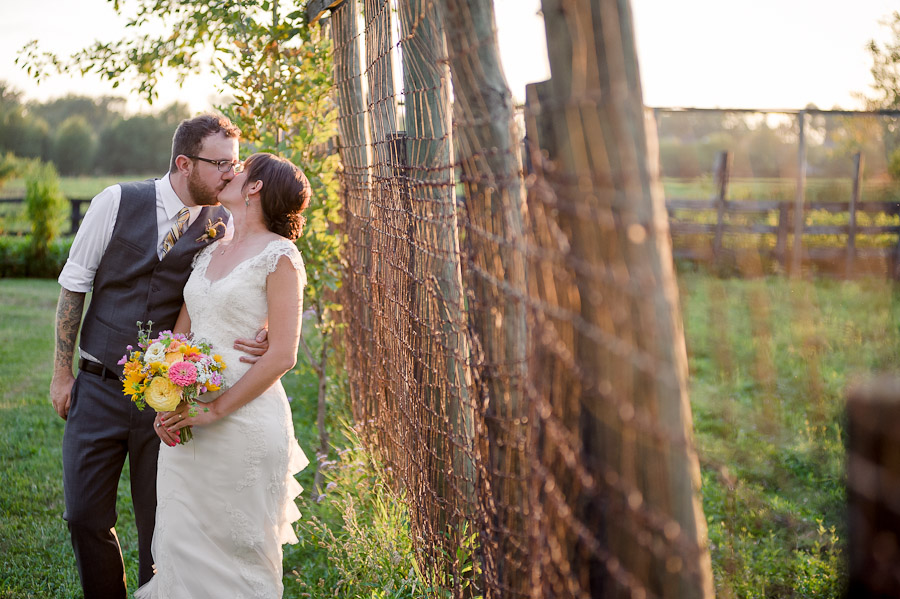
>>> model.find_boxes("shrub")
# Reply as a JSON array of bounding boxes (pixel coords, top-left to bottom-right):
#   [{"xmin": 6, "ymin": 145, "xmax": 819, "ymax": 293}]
[
  {"xmin": 889, "ymin": 147, "xmax": 900, "ymax": 182},
  {"xmin": 23, "ymin": 161, "xmax": 67, "ymax": 273},
  {"xmin": 0, "ymin": 235, "xmax": 71, "ymax": 278}
]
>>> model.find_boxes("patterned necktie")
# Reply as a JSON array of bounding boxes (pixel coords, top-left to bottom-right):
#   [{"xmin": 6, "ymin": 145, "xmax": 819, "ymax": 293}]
[{"xmin": 161, "ymin": 207, "xmax": 190, "ymax": 257}]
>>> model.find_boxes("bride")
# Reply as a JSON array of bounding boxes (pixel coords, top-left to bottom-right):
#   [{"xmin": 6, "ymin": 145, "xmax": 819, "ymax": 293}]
[{"xmin": 136, "ymin": 153, "xmax": 311, "ymax": 598}]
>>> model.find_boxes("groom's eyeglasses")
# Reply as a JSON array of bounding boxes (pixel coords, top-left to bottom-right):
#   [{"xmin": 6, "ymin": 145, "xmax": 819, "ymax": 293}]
[{"xmin": 184, "ymin": 155, "xmax": 244, "ymax": 173}]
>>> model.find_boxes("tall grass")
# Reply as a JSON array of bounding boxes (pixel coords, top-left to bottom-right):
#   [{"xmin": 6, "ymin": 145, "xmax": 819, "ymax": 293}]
[
  {"xmin": 2, "ymin": 275, "xmax": 898, "ymax": 597},
  {"xmin": 680, "ymin": 274, "xmax": 900, "ymax": 596}
]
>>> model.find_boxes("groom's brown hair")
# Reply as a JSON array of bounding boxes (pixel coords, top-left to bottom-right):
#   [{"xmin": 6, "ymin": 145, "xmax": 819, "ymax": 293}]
[{"xmin": 169, "ymin": 113, "xmax": 241, "ymax": 173}]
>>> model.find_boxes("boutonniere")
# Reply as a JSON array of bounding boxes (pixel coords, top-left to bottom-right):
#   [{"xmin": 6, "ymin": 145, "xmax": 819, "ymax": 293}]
[{"xmin": 196, "ymin": 218, "xmax": 227, "ymax": 243}]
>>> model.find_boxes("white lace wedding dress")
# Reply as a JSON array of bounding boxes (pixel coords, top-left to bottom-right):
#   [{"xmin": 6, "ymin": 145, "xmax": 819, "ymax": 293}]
[{"xmin": 136, "ymin": 238, "xmax": 309, "ymax": 599}]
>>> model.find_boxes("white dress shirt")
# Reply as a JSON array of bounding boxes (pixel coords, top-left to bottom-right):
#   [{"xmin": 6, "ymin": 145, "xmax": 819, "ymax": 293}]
[
  {"xmin": 58, "ymin": 174, "xmax": 232, "ymax": 364},
  {"xmin": 58, "ymin": 173, "xmax": 233, "ymax": 293}
]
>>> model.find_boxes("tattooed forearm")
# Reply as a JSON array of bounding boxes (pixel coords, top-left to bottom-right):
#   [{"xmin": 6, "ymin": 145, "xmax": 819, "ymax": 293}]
[{"xmin": 54, "ymin": 289, "xmax": 86, "ymax": 374}]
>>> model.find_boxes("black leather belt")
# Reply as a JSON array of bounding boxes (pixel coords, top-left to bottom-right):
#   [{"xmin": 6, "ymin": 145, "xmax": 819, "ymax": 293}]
[{"xmin": 78, "ymin": 358, "xmax": 120, "ymax": 381}]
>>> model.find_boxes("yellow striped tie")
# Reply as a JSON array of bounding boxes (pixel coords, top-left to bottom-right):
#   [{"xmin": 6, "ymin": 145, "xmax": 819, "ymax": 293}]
[{"xmin": 161, "ymin": 207, "xmax": 190, "ymax": 257}]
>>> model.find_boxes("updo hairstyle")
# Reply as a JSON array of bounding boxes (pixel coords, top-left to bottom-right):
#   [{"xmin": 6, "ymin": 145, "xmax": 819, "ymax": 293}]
[{"xmin": 242, "ymin": 153, "xmax": 312, "ymax": 241}]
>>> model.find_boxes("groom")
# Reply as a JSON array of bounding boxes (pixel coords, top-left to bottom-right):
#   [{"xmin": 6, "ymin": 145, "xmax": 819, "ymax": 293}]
[{"xmin": 49, "ymin": 113, "xmax": 265, "ymax": 598}]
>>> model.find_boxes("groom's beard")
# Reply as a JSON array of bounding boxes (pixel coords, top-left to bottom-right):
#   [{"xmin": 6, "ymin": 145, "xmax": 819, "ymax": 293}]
[{"xmin": 188, "ymin": 170, "xmax": 223, "ymax": 206}]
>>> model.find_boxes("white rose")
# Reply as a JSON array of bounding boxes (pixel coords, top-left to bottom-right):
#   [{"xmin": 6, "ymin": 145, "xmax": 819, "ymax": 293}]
[{"xmin": 144, "ymin": 342, "xmax": 166, "ymax": 364}]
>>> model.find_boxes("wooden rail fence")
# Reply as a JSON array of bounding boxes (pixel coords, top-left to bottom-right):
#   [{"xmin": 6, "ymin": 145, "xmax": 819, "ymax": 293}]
[
  {"xmin": 2, "ymin": 151, "xmax": 898, "ymax": 278},
  {"xmin": 0, "ymin": 197, "xmax": 91, "ymax": 236},
  {"xmin": 666, "ymin": 151, "xmax": 900, "ymax": 278}
]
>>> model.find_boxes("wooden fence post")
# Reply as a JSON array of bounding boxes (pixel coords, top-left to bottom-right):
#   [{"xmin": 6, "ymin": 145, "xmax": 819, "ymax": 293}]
[
  {"xmin": 328, "ymin": 0, "xmax": 375, "ymax": 425},
  {"xmin": 792, "ymin": 110, "xmax": 807, "ymax": 276},
  {"xmin": 846, "ymin": 152, "xmax": 863, "ymax": 279},
  {"xmin": 775, "ymin": 201, "xmax": 791, "ymax": 271},
  {"xmin": 398, "ymin": 0, "xmax": 476, "ymax": 562},
  {"xmin": 847, "ymin": 376, "xmax": 900, "ymax": 597},
  {"xmin": 438, "ymin": 0, "xmax": 529, "ymax": 594},
  {"xmin": 534, "ymin": 0, "xmax": 714, "ymax": 596},
  {"xmin": 712, "ymin": 150, "xmax": 732, "ymax": 266}
]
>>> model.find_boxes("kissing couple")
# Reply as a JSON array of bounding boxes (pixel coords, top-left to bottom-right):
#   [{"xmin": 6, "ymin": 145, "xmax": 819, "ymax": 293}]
[{"xmin": 50, "ymin": 113, "xmax": 311, "ymax": 598}]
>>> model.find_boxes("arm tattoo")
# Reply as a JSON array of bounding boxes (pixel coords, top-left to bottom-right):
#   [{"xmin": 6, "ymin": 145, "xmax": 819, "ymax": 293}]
[{"xmin": 55, "ymin": 289, "xmax": 86, "ymax": 374}]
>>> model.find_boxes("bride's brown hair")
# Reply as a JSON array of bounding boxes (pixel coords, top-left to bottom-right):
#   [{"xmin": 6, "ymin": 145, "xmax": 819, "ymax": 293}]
[{"xmin": 242, "ymin": 153, "xmax": 311, "ymax": 241}]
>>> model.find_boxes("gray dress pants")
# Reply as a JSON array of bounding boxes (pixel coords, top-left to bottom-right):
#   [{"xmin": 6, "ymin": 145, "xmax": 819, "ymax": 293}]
[{"xmin": 62, "ymin": 369, "xmax": 160, "ymax": 599}]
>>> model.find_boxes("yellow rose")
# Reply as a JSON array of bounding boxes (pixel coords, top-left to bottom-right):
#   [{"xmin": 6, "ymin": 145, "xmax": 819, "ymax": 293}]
[{"xmin": 145, "ymin": 376, "xmax": 182, "ymax": 412}]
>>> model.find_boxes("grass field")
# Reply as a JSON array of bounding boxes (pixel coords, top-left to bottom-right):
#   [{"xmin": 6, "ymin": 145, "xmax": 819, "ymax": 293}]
[
  {"xmin": 2, "ymin": 275, "xmax": 898, "ymax": 597},
  {"xmin": 0, "ymin": 175, "xmax": 161, "ymax": 200}
]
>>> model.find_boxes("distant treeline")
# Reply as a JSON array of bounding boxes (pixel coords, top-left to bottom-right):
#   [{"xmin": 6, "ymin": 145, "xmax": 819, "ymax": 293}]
[
  {"xmin": 0, "ymin": 81, "xmax": 189, "ymax": 176},
  {"xmin": 655, "ymin": 109, "xmax": 900, "ymax": 180}
]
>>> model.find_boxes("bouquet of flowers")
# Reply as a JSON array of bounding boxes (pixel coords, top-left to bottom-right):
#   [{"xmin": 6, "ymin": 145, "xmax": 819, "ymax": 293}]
[{"xmin": 119, "ymin": 321, "xmax": 226, "ymax": 444}]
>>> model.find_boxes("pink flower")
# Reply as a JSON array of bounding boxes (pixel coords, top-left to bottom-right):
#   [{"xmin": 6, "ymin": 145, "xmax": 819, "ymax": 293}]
[
  {"xmin": 168, "ymin": 361, "xmax": 198, "ymax": 387},
  {"xmin": 118, "ymin": 355, "xmax": 128, "ymax": 365}
]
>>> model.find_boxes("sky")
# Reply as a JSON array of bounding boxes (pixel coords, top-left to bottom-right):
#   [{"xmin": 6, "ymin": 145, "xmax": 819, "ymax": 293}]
[{"xmin": 0, "ymin": 0, "xmax": 897, "ymax": 114}]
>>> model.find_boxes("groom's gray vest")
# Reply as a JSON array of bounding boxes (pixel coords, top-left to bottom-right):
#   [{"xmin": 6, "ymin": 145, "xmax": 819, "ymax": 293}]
[{"xmin": 79, "ymin": 179, "xmax": 228, "ymax": 378}]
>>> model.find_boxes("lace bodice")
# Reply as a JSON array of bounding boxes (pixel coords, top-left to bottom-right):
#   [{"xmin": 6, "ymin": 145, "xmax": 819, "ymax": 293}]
[{"xmin": 184, "ymin": 238, "xmax": 306, "ymax": 387}]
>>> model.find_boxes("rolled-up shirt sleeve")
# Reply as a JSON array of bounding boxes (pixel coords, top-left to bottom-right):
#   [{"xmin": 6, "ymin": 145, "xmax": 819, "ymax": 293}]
[{"xmin": 57, "ymin": 185, "xmax": 121, "ymax": 293}]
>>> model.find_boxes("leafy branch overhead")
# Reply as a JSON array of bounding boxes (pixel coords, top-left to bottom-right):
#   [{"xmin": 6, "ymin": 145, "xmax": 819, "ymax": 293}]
[
  {"xmin": 17, "ymin": 0, "xmax": 343, "ymax": 416},
  {"xmin": 19, "ymin": 1, "xmax": 313, "ymax": 104}
]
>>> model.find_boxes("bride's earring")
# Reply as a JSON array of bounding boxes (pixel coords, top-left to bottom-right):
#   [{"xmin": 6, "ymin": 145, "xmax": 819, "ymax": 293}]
[{"xmin": 244, "ymin": 195, "xmax": 250, "ymax": 207}]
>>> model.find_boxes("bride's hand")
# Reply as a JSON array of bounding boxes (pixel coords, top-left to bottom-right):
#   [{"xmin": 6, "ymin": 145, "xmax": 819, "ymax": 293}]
[
  {"xmin": 161, "ymin": 401, "xmax": 221, "ymax": 433},
  {"xmin": 154, "ymin": 412, "xmax": 181, "ymax": 446}
]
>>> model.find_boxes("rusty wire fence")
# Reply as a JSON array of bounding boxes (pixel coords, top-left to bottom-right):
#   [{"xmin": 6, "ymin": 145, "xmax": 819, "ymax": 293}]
[{"xmin": 322, "ymin": 0, "xmax": 714, "ymax": 597}]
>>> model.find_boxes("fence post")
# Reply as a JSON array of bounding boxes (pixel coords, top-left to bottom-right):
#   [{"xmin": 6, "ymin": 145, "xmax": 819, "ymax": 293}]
[
  {"xmin": 846, "ymin": 376, "xmax": 900, "ymax": 597},
  {"xmin": 846, "ymin": 152, "xmax": 863, "ymax": 279},
  {"xmin": 534, "ymin": 0, "xmax": 714, "ymax": 596},
  {"xmin": 712, "ymin": 150, "xmax": 732, "ymax": 267},
  {"xmin": 792, "ymin": 110, "xmax": 807, "ymax": 276},
  {"xmin": 69, "ymin": 199, "xmax": 81, "ymax": 236},
  {"xmin": 774, "ymin": 202, "xmax": 790, "ymax": 271},
  {"xmin": 329, "ymin": 0, "xmax": 374, "ymax": 427},
  {"xmin": 439, "ymin": 0, "xmax": 529, "ymax": 593},
  {"xmin": 398, "ymin": 0, "xmax": 476, "ymax": 566}
]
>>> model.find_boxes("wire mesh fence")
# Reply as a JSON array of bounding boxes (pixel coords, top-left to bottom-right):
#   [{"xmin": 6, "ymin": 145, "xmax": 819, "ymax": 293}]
[
  {"xmin": 325, "ymin": 0, "xmax": 714, "ymax": 597},
  {"xmin": 311, "ymin": 0, "xmax": 900, "ymax": 596}
]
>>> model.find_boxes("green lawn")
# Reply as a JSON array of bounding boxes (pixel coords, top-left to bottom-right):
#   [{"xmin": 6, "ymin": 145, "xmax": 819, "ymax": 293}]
[
  {"xmin": 679, "ymin": 273, "xmax": 900, "ymax": 596},
  {"xmin": 2, "ymin": 275, "xmax": 899, "ymax": 597},
  {"xmin": 0, "ymin": 278, "xmax": 414, "ymax": 599}
]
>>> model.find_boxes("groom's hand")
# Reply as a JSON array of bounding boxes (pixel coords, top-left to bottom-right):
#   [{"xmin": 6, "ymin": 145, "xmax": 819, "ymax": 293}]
[
  {"xmin": 50, "ymin": 372, "xmax": 75, "ymax": 420},
  {"xmin": 234, "ymin": 328, "xmax": 269, "ymax": 364}
]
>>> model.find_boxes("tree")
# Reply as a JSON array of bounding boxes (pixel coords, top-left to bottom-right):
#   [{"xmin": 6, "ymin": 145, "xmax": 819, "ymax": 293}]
[
  {"xmin": 53, "ymin": 116, "xmax": 97, "ymax": 175},
  {"xmin": 864, "ymin": 11, "xmax": 900, "ymax": 110},
  {"xmin": 30, "ymin": 95, "xmax": 126, "ymax": 132},
  {"xmin": 98, "ymin": 104, "xmax": 189, "ymax": 174},
  {"xmin": 862, "ymin": 11, "xmax": 900, "ymax": 175}
]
